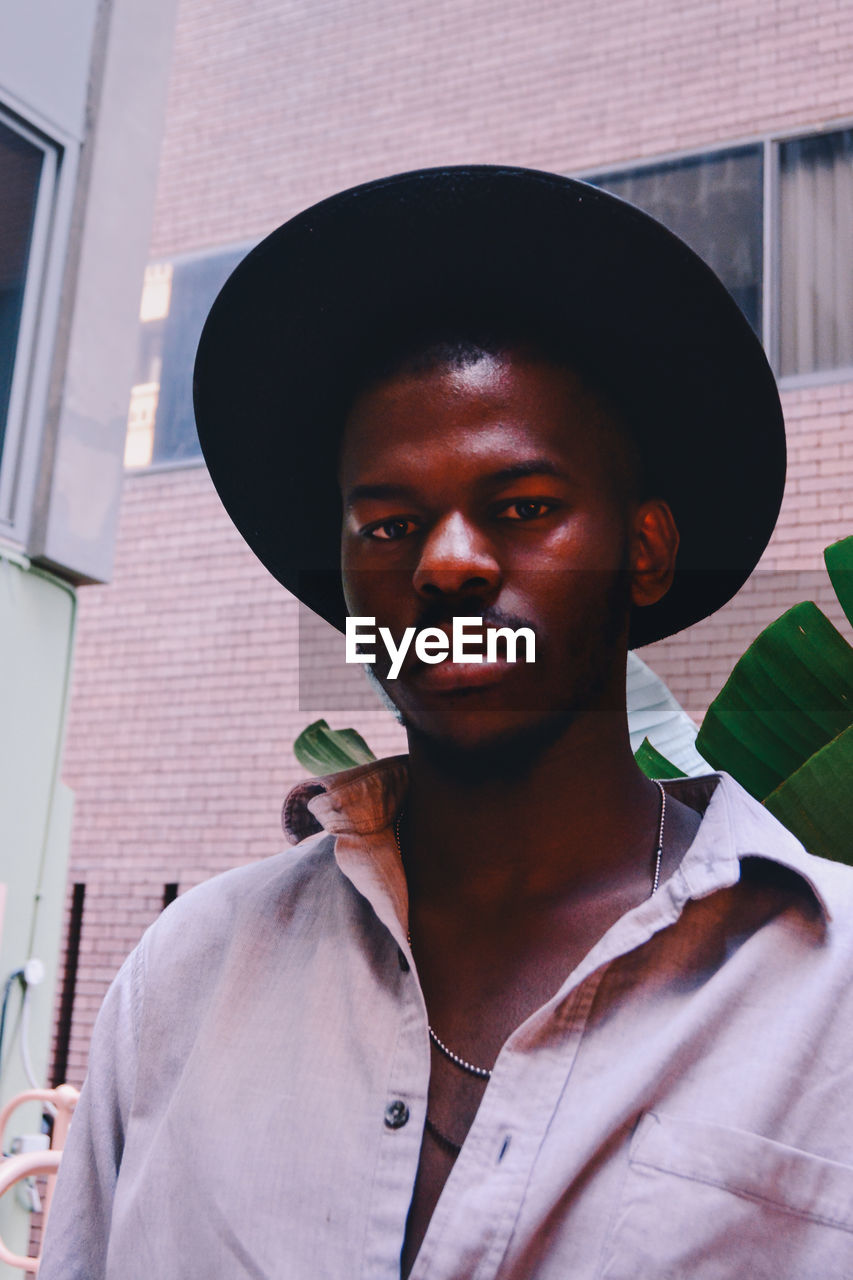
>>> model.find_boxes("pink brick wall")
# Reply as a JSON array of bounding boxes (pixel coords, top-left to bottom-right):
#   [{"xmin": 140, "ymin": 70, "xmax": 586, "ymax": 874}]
[
  {"xmin": 151, "ymin": 0, "xmax": 853, "ymax": 258},
  {"xmin": 56, "ymin": 467, "xmax": 407, "ymax": 1082},
  {"xmin": 55, "ymin": 0, "xmax": 853, "ymax": 1085},
  {"xmin": 645, "ymin": 381, "xmax": 853, "ymax": 720}
]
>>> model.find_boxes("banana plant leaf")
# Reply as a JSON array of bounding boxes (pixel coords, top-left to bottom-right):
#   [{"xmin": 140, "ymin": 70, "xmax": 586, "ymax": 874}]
[
  {"xmin": 696, "ymin": 600, "xmax": 853, "ymax": 802},
  {"xmin": 626, "ymin": 652, "xmax": 708, "ymax": 776},
  {"xmin": 764, "ymin": 723, "xmax": 853, "ymax": 864},
  {"xmin": 294, "ymin": 655, "xmax": 708, "ymax": 781},
  {"xmin": 293, "ymin": 719, "xmax": 376, "ymax": 774},
  {"xmin": 825, "ymin": 536, "xmax": 853, "ymax": 632},
  {"xmin": 634, "ymin": 737, "xmax": 686, "ymax": 780},
  {"xmin": 294, "ymin": 532, "xmax": 853, "ymax": 867}
]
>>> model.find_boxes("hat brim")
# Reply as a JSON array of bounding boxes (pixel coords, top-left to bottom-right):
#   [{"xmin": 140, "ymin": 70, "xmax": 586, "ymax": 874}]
[{"xmin": 193, "ymin": 164, "xmax": 785, "ymax": 649}]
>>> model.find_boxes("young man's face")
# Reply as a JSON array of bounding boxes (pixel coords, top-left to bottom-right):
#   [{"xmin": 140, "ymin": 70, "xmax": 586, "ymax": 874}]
[{"xmin": 338, "ymin": 350, "xmax": 674, "ymax": 760}]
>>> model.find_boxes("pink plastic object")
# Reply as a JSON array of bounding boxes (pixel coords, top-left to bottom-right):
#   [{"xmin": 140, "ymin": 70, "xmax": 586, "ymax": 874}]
[{"xmin": 0, "ymin": 1085, "xmax": 80, "ymax": 1273}]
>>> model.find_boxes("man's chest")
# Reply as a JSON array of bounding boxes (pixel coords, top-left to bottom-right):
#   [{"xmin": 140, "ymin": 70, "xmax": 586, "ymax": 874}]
[{"xmin": 109, "ymin": 896, "xmax": 853, "ymax": 1280}]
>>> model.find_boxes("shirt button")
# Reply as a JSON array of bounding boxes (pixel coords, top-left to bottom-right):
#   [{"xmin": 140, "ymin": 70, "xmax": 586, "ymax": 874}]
[
  {"xmin": 398, "ymin": 948, "xmax": 410, "ymax": 972},
  {"xmin": 384, "ymin": 1100, "xmax": 410, "ymax": 1129}
]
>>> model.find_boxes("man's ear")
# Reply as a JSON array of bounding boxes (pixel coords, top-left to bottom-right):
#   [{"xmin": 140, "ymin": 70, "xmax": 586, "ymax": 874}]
[{"xmin": 630, "ymin": 498, "xmax": 679, "ymax": 608}]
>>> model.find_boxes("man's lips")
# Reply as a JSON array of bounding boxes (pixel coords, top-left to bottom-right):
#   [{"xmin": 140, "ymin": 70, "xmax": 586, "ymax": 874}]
[
  {"xmin": 375, "ymin": 611, "xmax": 538, "ymax": 687},
  {"xmin": 409, "ymin": 654, "xmax": 514, "ymax": 692}
]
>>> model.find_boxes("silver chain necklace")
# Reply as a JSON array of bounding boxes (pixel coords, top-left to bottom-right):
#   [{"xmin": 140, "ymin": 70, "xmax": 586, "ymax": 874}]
[
  {"xmin": 395, "ymin": 781, "xmax": 667, "ymax": 1085},
  {"xmin": 650, "ymin": 779, "xmax": 666, "ymax": 894},
  {"xmin": 396, "ymin": 810, "xmax": 494, "ymax": 1081}
]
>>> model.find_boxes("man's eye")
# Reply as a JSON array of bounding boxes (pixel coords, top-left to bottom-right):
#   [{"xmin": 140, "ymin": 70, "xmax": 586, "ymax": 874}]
[
  {"xmin": 500, "ymin": 499, "xmax": 555, "ymax": 521},
  {"xmin": 365, "ymin": 518, "xmax": 417, "ymax": 541}
]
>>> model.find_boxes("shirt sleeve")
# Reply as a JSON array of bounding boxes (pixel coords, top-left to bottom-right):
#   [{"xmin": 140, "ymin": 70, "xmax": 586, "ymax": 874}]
[{"xmin": 39, "ymin": 941, "xmax": 144, "ymax": 1280}]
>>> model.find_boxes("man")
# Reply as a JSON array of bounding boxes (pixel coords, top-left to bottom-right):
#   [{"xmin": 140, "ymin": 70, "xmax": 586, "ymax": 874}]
[{"xmin": 41, "ymin": 167, "xmax": 853, "ymax": 1278}]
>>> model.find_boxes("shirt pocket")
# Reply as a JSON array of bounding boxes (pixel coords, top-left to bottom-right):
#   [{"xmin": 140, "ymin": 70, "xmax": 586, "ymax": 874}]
[{"xmin": 599, "ymin": 1111, "xmax": 853, "ymax": 1280}]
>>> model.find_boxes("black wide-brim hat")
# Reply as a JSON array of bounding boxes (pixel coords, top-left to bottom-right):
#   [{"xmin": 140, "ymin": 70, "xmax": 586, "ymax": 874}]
[{"xmin": 194, "ymin": 164, "xmax": 785, "ymax": 649}]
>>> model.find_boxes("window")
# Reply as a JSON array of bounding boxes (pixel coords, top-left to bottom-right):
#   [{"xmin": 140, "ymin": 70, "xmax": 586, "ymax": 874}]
[
  {"xmin": 0, "ymin": 120, "xmax": 42, "ymax": 466},
  {"xmin": 588, "ymin": 147, "xmax": 764, "ymax": 337},
  {"xmin": 588, "ymin": 125, "xmax": 853, "ymax": 384},
  {"xmin": 0, "ymin": 111, "xmax": 58, "ymax": 529},
  {"xmin": 125, "ymin": 246, "xmax": 248, "ymax": 469},
  {"xmin": 126, "ymin": 124, "xmax": 853, "ymax": 473},
  {"xmin": 778, "ymin": 127, "xmax": 853, "ymax": 378}
]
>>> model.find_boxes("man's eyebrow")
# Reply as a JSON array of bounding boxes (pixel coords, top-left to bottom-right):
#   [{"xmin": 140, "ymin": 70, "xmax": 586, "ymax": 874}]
[
  {"xmin": 343, "ymin": 483, "xmax": 419, "ymax": 508},
  {"xmin": 483, "ymin": 459, "xmax": 568, "ymax": 484},
  {"xmin": 344, "ymin": 461, "xmax": 569, "ymax": 507}
]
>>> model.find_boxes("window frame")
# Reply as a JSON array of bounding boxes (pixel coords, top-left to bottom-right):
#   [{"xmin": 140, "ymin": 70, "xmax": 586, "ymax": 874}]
[
  {"xmin": 124, "ymin": 237, "xmax": 256, "ymax": 475},
  {"xmin": 0, "ymin": 107, "xmax": 57, "ymax": 532},
  {"xmin": 127, "ymin": 119, "xmax": 853, "ymax": 476},
  {"xmin": 768, "ymin": 119, "xmax": 853, "ymax": 389},
  {"xmin": 575, "ymin": 113, "xmax": 853, "ymax": 391},
  {"xmin": 0, "ymin": 101, "xmax": 77, "ymax": 548}
]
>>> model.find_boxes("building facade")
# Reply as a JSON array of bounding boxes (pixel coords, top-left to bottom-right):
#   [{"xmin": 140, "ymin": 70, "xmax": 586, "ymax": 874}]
[
  {"xmin": 0, "ymin": 0, "xmax": 177, "ymax": 1264},
  {"xmin": 56, "ymin": 0, "xmax": 853, "ymax": 1088}
]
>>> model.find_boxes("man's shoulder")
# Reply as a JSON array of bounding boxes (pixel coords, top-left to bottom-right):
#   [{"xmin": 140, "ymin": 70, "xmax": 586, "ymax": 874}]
[
  {"xmin": 792, "ymin": 845, "xmax": 853, "ymax": 941},
  {"xmin": 129, "ymin": 755, "xmax": 408, "ymax": 998},
  {"xmin": 708, "ymin": 770, "xmax": 853, "ymax": 941},
  {"xmin": 140, "ymin": 829, "xmax": 339, "ymax": 972}
]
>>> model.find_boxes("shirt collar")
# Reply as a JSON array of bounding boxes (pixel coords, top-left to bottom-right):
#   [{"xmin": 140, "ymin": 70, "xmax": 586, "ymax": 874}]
[
  {"xmin": 282, "ymin": 755, "xmax": 409, "ymax": 844},
  {"xmin": 282, "ymin": 757, "xmax": 832, "ymax": 922},
  {"xmin": 666, "ymin": 771, "xmax": 832, "ymax": 921}
]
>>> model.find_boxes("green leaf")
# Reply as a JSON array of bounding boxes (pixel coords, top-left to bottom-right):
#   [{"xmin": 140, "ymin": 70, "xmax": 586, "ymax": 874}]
[
  {"xmin": 825, "ymin": 536, "xmax": 853, "ymax": 632},
  {"xmin": 634, "ymin": 737, "xmax": 686, "ymax": 780},
  {"xmin": 626, "ymin": 652, "xmax": 708, "ymax": 775},
  {"xmin": 696, "ymin": 601, "xmax": 853, "ymax": 801},
  {"xmin": 293, "ymin": 719, "xmax": 376, "ymax": 775},
  {"xmin": 764, "ymin": 723, "xmax": 853, "ymax": 864}
]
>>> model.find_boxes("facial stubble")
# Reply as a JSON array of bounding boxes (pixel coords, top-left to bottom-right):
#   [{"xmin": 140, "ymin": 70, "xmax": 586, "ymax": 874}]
[{"xmin": 384, "ymin": 563, "xmax": 634, "ymax": 786}]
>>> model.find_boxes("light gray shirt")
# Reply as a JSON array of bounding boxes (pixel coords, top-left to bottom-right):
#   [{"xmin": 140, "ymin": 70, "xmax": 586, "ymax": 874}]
[{"xmin": 41, "ymin": 759, "xmax": 853, "ymax": 1278}]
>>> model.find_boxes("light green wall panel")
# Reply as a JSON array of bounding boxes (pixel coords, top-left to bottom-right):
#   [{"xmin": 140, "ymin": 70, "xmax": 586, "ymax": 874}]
[{"xmin": 0, "ymin": 551, "xmax": 76, "ymax": 1269}]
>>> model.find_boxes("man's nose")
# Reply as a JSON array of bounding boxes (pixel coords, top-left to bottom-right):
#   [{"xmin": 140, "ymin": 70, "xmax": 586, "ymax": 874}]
[{"xmin": 412, "ymin": 513, "xmax": 501, "ymax": 599}]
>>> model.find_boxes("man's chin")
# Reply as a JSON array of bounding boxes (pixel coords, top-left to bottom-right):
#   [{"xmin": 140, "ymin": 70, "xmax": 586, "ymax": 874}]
[{"xmin": 402, "ymin": 707, "xmax": 578, "ymax": 785}]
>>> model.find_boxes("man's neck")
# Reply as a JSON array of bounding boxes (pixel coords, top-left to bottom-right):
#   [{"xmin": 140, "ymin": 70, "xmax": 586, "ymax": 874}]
[{"xmin": 402, "ymin": 711, "xmax": 666, "ymax": 917}]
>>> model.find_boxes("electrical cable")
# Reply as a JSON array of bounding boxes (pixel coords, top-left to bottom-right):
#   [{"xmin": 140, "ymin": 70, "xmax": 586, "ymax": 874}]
[
  {"xmin": 0, "ymin": 970, "xmax": 24, "ymax": 1074},
  {"xmin": 0, "ymin": 963, "xmax": 47, "ymax": 1091},
  {"xmin": 19, "ymin": 987, "xmax": 40, "ymax": 1091}
]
